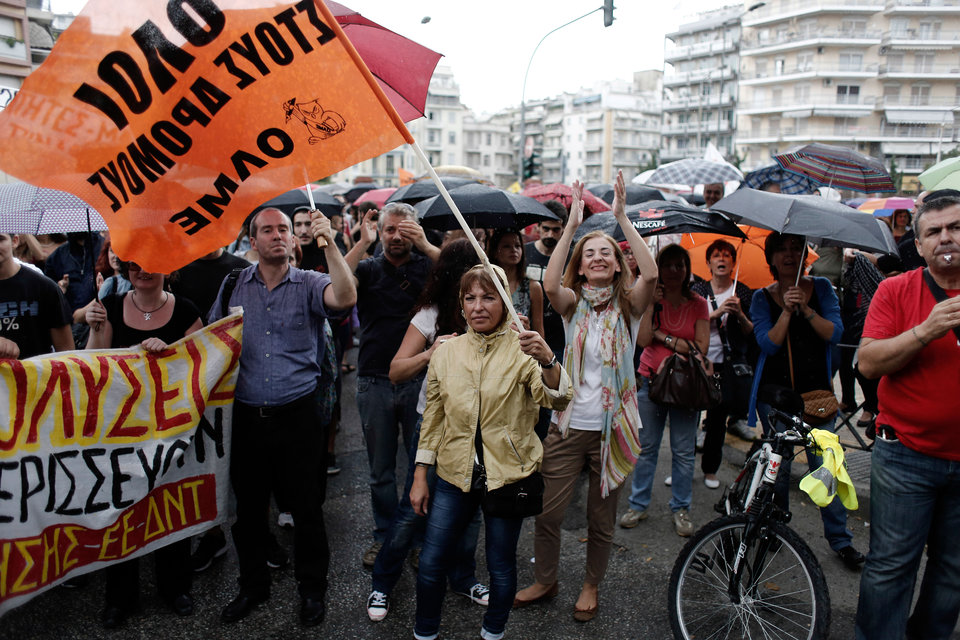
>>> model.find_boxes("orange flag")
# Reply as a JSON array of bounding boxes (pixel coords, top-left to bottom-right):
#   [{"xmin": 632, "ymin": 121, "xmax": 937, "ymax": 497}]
[
  {"xmin": 0, "ymin": 0, "xmax": 413, "ymax": 272},
  {"xmin": 398, "ymin": 167, "xmax": 415, "ymax": 186}
]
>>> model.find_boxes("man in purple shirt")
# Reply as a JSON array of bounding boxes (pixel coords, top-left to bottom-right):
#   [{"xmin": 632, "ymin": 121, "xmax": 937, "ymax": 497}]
[{"xmin": 209, "ymin": 208, "xmax": 356, "ymax": 627}]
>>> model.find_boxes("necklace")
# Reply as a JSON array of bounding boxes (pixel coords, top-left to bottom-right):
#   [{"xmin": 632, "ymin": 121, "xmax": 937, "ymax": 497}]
[{"xmin": 130, "ymin": 291, "xmax": 168, "ymax": 321}]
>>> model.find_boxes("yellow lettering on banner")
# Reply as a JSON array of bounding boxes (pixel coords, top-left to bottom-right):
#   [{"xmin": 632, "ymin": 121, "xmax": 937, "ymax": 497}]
[
  {"xmin": 99, "ymin": 521, "xmax": 121, "ymax": 560},
  {"xmin": 40, "ymin": 528, "xmax": 60, "ymax": 584},
  {"xmin": 11, "ymin": 539, "xmax": 39, "ymax": 593},
  {"xmin": 163, "ymin": 485, "xmax": 186, "ymax": 528},
  {"xmin": 0, "ymin": 542, "xmax": 9, "ymax": 597},
  {"xmin": 62, "ymin": 526, "xmax": 80, "ymax": 571},
  {"xmin": 182, "ymin": 478, "xmax": 205, "ymax": 521},
  {"xmin": 143, "ymin": 494, "xmax": 166, "ymax": 542},
  {"xmin": 120, "ymin": 509, "xmax": 137, "ymax": 557}
]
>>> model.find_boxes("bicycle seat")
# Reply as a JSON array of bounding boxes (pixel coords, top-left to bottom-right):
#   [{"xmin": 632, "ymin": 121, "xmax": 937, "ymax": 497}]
[{"xmin": 758, "ymin": 384, "xmax": 804, "ymax": 417}]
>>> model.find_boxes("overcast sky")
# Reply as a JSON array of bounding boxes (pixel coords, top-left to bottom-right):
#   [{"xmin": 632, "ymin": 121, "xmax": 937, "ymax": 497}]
[{"xmin": 49, "ymin": 0, "xmax": 720, "ymax": 115}]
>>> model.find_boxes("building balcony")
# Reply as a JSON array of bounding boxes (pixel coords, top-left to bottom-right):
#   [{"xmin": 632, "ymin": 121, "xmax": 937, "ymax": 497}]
[
  {"xmin": 877, "ymin": 95, "xmax": 960, "ymax": 108},
  {"xmin": 664, "ymin": 37, "xmax": 737, "ymax": 62},
  {"xmin": 881, "ymin": 30, "xmax": 960, "ymax": 50},
  {"xmin": 741, "ymin": 64, "xmax": 879, "ymax": 84},
  {"xmin": 659, "ymin": 146, "xmax": 712, "ymax": 162},
  {"xmin": 742, "ymin": 0, "xmax": 884, "ymax": 27},
  {"xmin": 663, "ymin": 66, "xmax": 736, "ymax": 87},
  {"xmin": 879, "ymin": 62, "xmax": 960, "ymax": 77},
  {"xmin": 738, "ymin": 95, "xmax": 877, "ymax": 116},
  {"xmin": 740, "ymin": 29, "xmax": 882, "ymax": 56},
  {"xmin": 662, "ymin": 120, "xmax": 734, "ymax": 135},
  {"xmin": 737, "ymin": 121, "xmax": 955, "ymax": 144},
  {"xmin": 662, "ymin": 93, "xmax": 737, "ymax": 111},
  {"xmin": 885, "ymin": 0, "xmax": 960, "ymax": 13}
]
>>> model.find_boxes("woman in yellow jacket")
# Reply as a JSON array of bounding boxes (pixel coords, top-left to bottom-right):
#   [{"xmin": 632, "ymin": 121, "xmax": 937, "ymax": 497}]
[{"xmin": 410, "ymin": 264, "xmax": 573, "ymax": 640}]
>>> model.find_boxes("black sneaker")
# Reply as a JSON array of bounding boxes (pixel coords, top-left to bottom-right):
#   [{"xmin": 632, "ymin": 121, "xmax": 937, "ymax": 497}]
[
  {"xmin": 191, "ymin": 531, "xmax": 228, "ymax": 573},
  {"xmin": 266, "ymin": 534, "xmax": 289, "ymax": 569}
]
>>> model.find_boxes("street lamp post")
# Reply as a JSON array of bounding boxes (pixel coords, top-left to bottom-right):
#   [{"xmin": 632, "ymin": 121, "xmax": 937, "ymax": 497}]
[{"xmin": 518, "ymin": 7, "xmax": 604, "ymax": 185}]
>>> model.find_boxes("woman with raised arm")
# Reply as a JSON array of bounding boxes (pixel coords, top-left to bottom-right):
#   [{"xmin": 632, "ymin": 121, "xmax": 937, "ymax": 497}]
[
  {"xmin": 85, "ymin": 260, "xmax": 202, "ymax": 628},
  {"xmin": 515, "ymin": 171, "xmax": 658, "ymax": 622}
]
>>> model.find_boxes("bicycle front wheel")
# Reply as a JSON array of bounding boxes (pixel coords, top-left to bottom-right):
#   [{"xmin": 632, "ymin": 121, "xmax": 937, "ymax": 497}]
[{"xmin": 668, "ymin": 514, "xmax": 830, "ymax": 640}]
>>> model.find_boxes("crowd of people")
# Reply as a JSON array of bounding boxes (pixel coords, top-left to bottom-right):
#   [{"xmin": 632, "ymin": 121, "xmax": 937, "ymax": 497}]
[{"xmin": 2, "ymin": 175, "xmax": 959, "ymax": 640}]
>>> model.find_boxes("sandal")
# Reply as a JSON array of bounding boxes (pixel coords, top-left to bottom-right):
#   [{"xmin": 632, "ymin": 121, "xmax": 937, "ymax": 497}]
[{"xmin": 341, "ymin": 363, "xmax": 356, "ymax": 373}]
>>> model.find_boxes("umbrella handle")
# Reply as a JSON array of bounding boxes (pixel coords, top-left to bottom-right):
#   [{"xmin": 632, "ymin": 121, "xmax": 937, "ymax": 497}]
[{"xmin": 304, "ymin": 174, "xmax": 328, "ymax": 248}]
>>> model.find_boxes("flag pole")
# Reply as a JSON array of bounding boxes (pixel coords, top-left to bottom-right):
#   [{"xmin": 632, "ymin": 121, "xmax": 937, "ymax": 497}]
[
  {"xmin": 302, "ymin": 170, "xmax": 327, "ymax": 248},
  {"xmin": 410, "ymin": 141, "xmax": 524, "ymax": 331}
]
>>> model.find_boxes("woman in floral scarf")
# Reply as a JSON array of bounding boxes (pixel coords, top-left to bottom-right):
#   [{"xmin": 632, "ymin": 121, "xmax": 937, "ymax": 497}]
[{"xmin": 514, "ymin": 171, "xmax": 657, "ymax": 622}]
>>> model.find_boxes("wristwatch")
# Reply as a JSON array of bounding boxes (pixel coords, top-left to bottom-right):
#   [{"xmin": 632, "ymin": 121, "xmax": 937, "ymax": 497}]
[
  {"xmin": 541, "ymin": 355, "xmax": 559, "ymax": 369},
  {"xmin": 664, "ymin": 335, "xmax": 675, "ymax": 348}
]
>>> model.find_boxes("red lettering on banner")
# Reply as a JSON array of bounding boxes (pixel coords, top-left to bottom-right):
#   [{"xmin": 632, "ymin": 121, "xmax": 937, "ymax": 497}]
[
  {"xmin": 28, "ymin": 360, "xmax": 75, "ymax": 446},
  {"xmin": 0, "ymin": 475, "xmax": 216, "ymax": 603},
  {"xmin": 68, "ymin": 355, "xmax": 111, "ymax": 438},
  {"xmin": 105, "ymin": 353, "xmax": 146, "ymax": 439},
  {"xmin": 146, "ymin": 349, "xmax": 191, "ymax": 432},
  {"xmin": 0, "ymin": 359, "xmax": 28, "ymax": 452},
  {"xmin": 185, "ymin": 339, "xmax": 206, "ymax": 416},
  {"xmin": 208, "ymin": 317, "xmax": 243, "ymax": 401}
]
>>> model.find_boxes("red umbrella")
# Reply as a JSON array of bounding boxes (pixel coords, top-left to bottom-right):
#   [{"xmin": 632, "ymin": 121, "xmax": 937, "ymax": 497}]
[
  {"xmin": 354, "ymin": 187, "xmax": 398, "ymax": 209},
  {"xmin": 329, "ymin": 2, "xmax": 443, "ymax": 122},
  {"xmin": 521, "ymin": 183, "xmax": 611, "ymax": 215}
]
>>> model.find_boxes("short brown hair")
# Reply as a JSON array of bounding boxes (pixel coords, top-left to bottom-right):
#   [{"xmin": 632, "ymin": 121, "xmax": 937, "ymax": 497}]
[{"xmin": 459, "ymin": 264, "xmax": 509, "ymax": 322}]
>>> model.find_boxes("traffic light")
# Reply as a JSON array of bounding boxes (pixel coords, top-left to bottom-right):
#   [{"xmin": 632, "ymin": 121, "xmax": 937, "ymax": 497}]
[
  {"xmin": 603, "ymin": 0, "xmax": 615, "ymax": 27},
  {"xmin": 523, "ymin": 151, "xmax": 540, "ymax": 180}
]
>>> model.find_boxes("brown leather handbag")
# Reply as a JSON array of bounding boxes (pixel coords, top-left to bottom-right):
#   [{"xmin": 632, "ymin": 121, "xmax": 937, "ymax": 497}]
[
  {"xmin": 649, "ymin": 340, "xmax": 722, "ymax": 410},
  {"xmin": 786, "ymin": 338, "xmax": 839, "ymax": 426}
]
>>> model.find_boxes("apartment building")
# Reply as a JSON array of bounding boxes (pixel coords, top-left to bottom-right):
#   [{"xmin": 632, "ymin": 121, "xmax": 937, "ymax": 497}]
[
  {"xmin": 736, "ymin": 0, "xmax": 960, "ymax": 191},
  {"xmin": 661, "ymin": 5, "xmax": 745, "ymax": 163}
]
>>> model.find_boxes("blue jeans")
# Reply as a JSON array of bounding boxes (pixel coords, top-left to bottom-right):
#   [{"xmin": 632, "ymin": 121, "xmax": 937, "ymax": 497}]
[
  {"xmin": 757, "ymin": 401, "xmax": 853, "ymax": 552},
  {"xmin": 357, "ymin": 375, "xmax": 422, "ymax": 540},
  {"xmin": 628, "ymin": 378, "xmax": 699, "ymax": 513},
  {"xmin": 856, "ymin": 438, "xmax": 960, "ymax": 640},
  {"xmin": 372, "ymin": 417, "xmax": 481, "ymax": 595},
  {"xmin": 415, "ymin": 478, "xmax": 523, "ymax": 638}
]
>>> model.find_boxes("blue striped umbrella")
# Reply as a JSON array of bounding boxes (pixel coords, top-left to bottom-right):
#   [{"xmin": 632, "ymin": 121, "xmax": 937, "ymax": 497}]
[{"xmin": 741, "ymin": 163, "xmax": 819, "ymax": 195}]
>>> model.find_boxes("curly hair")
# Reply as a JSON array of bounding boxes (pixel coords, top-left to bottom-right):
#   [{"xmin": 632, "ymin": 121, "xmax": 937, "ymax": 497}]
[
  {"xmin": 413, "ymin": 238, "xmax": 481, "ymax": 336},
  {"xmin": 561, "ymin": 230, "xmax": 633, "ymax": 317}
]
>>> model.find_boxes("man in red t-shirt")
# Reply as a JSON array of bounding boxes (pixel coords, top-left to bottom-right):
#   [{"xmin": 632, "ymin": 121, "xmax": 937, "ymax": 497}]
[{"xmin": 855, "ymin": 194, "xmax": 960, "ymax": 640}]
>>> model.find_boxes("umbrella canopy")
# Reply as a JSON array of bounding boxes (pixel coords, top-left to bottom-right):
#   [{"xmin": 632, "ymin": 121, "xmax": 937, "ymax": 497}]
[
  {"xmin": 573, "ymin": 201, "xmax": 746, "ymax": 243},
  {"xmin": 711, "ymin": 190, "xmax": 899, "ymax": 254},
  {"xmin": 680, "ymin": 226, "xmax": 819, "ymax": 289},
  {"xmin": 343, "ymin": 183, "xmax": 381, "ymax": 203},
  {"xmin": 419, "ymin": 165, "xmax": 487, "ymax": 181},
  {"xmin": 741, "ymin": 163, "xmax": 820, "ymax": 195},
  {"xmin": 773, "ymin": 143, "xmax": 896, "ymax": 193},
  {"xmin": 253, "ymin": 188, "xmax": 343, "ymax": 218},
  {"xmin": 387, "ymin": 177, "xmax": 477, "ymax": 204},
  {"xmin": 353, "ymin": 187, "xmax": 397, "ymax": 209},
  {"xmin": 918, "ymin": 156, "xmax": 960, "ymax": 190},
  {"xmin": 591, "ymin": 184, "xmax": 663, "ymax": 206},
  {"xmin": 522, "ymin": 183, "xmax": 610, "ymax": 215},
  {"xmin": 647, "ymin": 158, "xmax": 743, "ymax": 187},
  {"xmin": 0, "ymin": 183, "xmax": 108, "ymax": 234},
  {"xmin": 415, "ymin": 184, "xmax": 560, "ymax": 230},
  {"xmin": 327, "ymin": 2, "xmax": 441, "ymax": 122},
  {"xmin": 857, "ymin": 197, "xmax": 915, "ymax": 218}
]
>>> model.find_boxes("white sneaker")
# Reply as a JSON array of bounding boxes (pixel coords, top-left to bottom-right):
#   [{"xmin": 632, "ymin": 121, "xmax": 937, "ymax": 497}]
[
  {"xmin": 664, "ymin": 475, "xmax": 672, "ymax": 486},
  {"xmin": 366, "ymin": 590, "xmax": 389, "ymax": 621},
  {"xmin": 704, "ymin": 476, "xmax": 721, "ymax": 490},
  {"xmin": 277, "ymin": 512, "xmax": 294, "ymax": 529},
  {"xmin": 480, "ymin": 627, "xmax": 505, "ymax": 640},
  {"xmin": 728, "ymin": 419, "xmax": 757, "ymax": 441}
]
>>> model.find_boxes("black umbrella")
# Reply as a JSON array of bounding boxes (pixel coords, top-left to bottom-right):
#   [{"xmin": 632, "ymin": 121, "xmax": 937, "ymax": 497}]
[
  {"xmin": 710, "ymin": 190, "xmax": 898, "ymax": 254},
  {"xmin": 415, "ymin": 183, "xmax": 560, "ymax": 230},
  {"xmin": 591, "ymin": 184, "xmax": 664, "ymax": 206},
  {"xmin": 252, "ymin": 188, "xmax": 343, "ymax": 218},
  {"xmin": 573, "ymin": 201, "xmax": 746, "ymax": 243},
  {"xmin": 343, "ymin": 183, "xmax": 381, "ymax": 203},
  {"xmin": 386, "ymin": 177, "xmax": 477, "ymax": 205}
]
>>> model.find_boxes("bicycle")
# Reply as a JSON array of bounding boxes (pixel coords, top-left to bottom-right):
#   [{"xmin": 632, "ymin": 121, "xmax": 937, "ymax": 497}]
[{"xmin": 667, "ymin": 387, "xmax": 831, "ymax": 639}]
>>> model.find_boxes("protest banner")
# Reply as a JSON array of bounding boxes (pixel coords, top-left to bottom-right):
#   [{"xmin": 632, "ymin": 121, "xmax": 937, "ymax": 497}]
[
  {"xmin": 0, "ymin": 313, "xmax": 243, "ymax": 616},
  {"xmin": 0, "ymin": 0, "xmax": 419, "ymax": 273}
]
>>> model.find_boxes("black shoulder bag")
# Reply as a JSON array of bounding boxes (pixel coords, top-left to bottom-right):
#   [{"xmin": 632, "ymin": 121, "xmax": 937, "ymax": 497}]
[{"xmin": 473, "ymin": 422, "xmax": 543, "ymax": 519}]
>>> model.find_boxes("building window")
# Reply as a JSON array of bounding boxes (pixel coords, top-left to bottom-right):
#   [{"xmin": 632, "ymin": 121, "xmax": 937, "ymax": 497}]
[
  {"xmin": 840, "ymin": 19, "xmax": 866, "ymax": 36},
  {"xmin": 448, "ymin": 111, "xmax": 456, "ymax": 124},
  {"xmin": 386, "ymin": 155, "xmax": 394, "ymax": 173},
  {"xmin": 883, "ymin": 83, "xmax": 901, "ymax": 105},
  {"xmin": 428, "ymin": 130, "xmax": 438, "ymax": 144},
  {"xmin": 797, "ymin": 51, "xmax": 814, "ymax": 72},
  {"xmin": 914, "ymin": 53, "xmax": 935, "ymax": 73},
  {"xmin": 834, "ymin": 117, "xmax": 858, "ymax": 135},
  {"xmin": 483, "ymin": 154, "xmax": 490, "ymax": 167},
  {"xmin": 839, "ymin": 52, "xmax": 863, "ymax": 72},
  {"xmin": 911, "ymin": 84, "xmax": 930, "ymax": 106},
  {"xmin": 428, "ymin": 111, "xmax": 434, "ymax": 120},
  {"xmin": 448, "ymin": 131, "xmax": 456, "ymax": 144},
  {"xmin": 885, "ymin": 53, "xmax": 904, "ymax": 73},
  {"xmin": 794, "ymin": 83, "xmax": 811, "ymax": 102},
  {"xmin": 890, "ymin": 18, "xmax": 909, "ymax": 37},
  {"xmin": 836, "ymin": 85, "xmax": 860, "ymax": 104}
]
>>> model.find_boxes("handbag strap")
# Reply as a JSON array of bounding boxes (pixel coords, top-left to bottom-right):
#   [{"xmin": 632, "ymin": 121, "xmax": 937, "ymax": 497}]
[
  {"xmin": 923, "ymin": 268, "xmax": 960, "ymax": 343},
  {"xmin": 785, "ymin": 334, "xmax": 797, "ymax": 391},
  {"xmin": 706, "ymin": 290, "xmax": 734, "ymax": 359}
]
